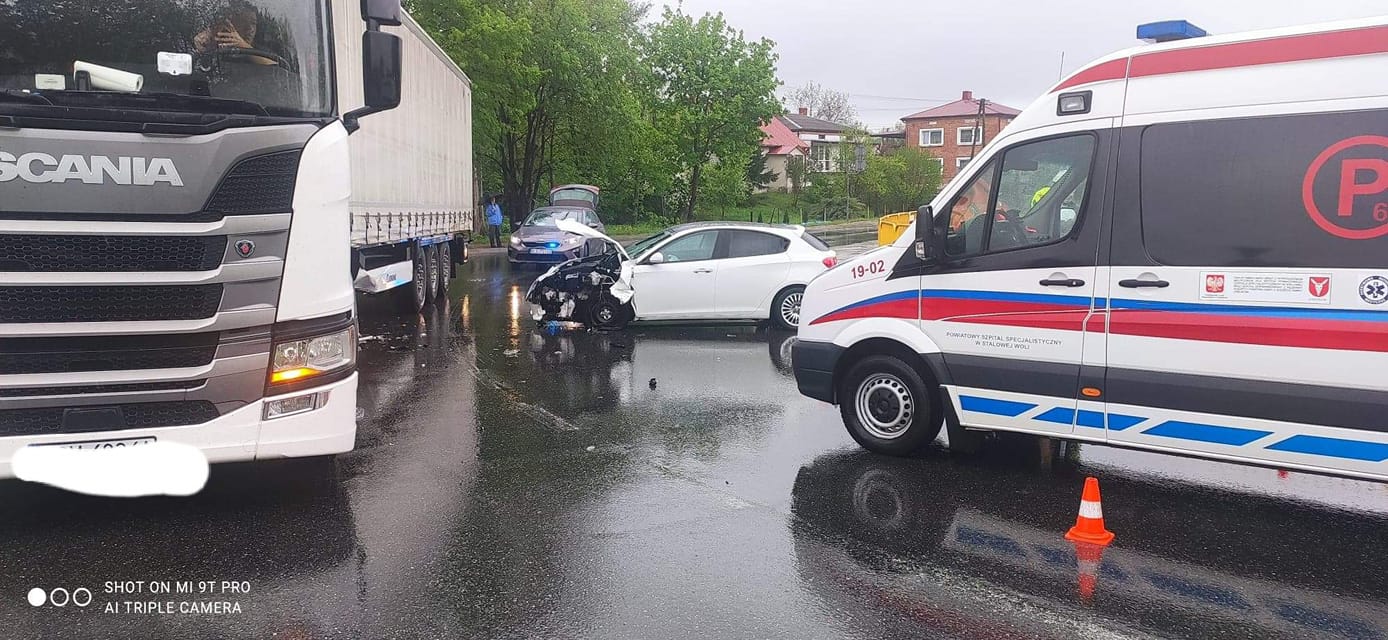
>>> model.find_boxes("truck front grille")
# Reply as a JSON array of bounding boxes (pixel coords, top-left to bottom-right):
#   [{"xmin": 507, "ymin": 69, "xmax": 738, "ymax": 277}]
[
  {"xmin": 0, "ymin": 381, "xmax": 206, "ymax": 398},
  {"xmin": 0, "ymin": 285, "xmax": 223, "ymax": 323},
  {"xmin": 0, "ymin": 235, "xmax": 227, "ymax": 272},
  {"xmin": 0, "ymin": 401, "xmax": 220, "ymax": 436},
  {"xmin": 205, "ymin": 150, "xmax": 300, "ymax": 215},
  {"xmin": 0, "ymin": 333, "xmax": 220, "ymax": 374}
]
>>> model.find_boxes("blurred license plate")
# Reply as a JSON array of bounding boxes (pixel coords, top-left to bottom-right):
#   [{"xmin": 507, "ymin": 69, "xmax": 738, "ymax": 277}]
[
  {"xmin": 530, "ymin": 248, "xmax": 552, "ymax": 255},
  {"xmin": 43, "ymin": 437, "xmax": 156, "ymax": 450}
]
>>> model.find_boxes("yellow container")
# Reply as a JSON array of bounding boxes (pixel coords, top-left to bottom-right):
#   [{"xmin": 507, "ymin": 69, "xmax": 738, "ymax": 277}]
[{"xmin": 877, "ymin": 212, "xmax": 915, "ymax": 246}]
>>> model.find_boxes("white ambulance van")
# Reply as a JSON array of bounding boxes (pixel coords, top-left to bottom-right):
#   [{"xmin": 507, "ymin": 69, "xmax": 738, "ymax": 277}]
[{"xmin": 793, "ymin": 17, "xmax": 1388, "ymax": 481}]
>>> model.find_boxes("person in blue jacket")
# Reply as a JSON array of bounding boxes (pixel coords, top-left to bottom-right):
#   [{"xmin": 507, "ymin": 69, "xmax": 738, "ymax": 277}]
[{"xmin": 485, "ymin": 196, "xmax": 503, "ymax": 248}]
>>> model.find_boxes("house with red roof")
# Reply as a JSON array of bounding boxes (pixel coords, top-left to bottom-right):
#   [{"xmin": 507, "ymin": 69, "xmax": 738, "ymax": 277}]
[
  {"xmin": 900, "ymin": 90, "xmax": 1021, "ymax": 181},
  {"xmin": 758, "ymin": 115, "xmax": 811, "ymax": 192}
]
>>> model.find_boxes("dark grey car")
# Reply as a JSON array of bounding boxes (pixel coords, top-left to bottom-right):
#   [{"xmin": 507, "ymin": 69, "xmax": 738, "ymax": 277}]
[{"xmin": 507, "ymin": 207, "xmax": 607, "ymax": 264}]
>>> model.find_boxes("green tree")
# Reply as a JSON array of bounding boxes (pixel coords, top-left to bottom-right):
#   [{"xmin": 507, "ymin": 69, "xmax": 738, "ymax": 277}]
[
  {"xmin": 644, "ymin": 8, "xmax": 781, "ymax": 221},
  {"xmin": 786, "ymin": 154, "xmax": 809, "ymax": 198},
  {"xmin": 700, "ymin": 158, "xmax": 750, "ymax": 217},
  {"xmin": 745, "ymin": 151, "xmax": 777, "ymax": 192},
  {"xmin": 409, "ymin": 0, "xmax": 650, "ymax": 226},
  {"xmin": 861, "ymin": 147, "xmax": 943, "ymax": 214}
]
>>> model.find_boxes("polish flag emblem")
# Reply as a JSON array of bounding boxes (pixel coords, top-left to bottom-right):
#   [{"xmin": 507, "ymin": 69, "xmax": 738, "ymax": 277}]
[
  {"xmin": 1205, "ymin": 275, "xmax": 1225, "ymax": 294},
  {"xmin": 1309, "ymin": 276, "xmax": 1331, "ymax": 298}
]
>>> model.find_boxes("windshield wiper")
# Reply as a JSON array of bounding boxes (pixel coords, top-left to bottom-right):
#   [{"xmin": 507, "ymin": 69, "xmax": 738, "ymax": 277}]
[
  {"xmin": 30, "ymin": 90, "xmax": 269, "ymax": 117},
  {"xmin": 0, "ymin": 89, "xmax": 55, "ymax": 106},
  {"xmin": 137, "ymin": 93, "xmax": 270, "ymax": 117}
]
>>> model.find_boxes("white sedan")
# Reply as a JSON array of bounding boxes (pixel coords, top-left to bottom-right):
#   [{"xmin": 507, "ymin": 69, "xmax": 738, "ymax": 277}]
[
  {"xmin": 624, "ymin": 222, "xmax": 837, "ymax": 329},
  {"xmin": 530, "ymin": 221, "xmax": 837, "ymax": 330}
]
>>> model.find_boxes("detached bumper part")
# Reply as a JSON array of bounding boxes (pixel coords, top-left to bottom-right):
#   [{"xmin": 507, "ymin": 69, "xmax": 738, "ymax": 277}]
[{"xmin": 792, "ymin": 340, "xmax": 842, "ymax": 404}]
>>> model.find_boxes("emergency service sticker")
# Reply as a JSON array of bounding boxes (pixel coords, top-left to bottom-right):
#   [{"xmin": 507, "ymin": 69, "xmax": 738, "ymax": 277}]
[{"xmin": 1199, "ymin": 272, "xmax": 1332, "ymax": 305}]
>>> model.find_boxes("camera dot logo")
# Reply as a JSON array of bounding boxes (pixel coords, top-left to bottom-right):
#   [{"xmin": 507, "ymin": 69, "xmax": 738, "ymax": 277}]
[{"xmin": 27, "ymin": 588, "xmax": 45, "ymax": 607}]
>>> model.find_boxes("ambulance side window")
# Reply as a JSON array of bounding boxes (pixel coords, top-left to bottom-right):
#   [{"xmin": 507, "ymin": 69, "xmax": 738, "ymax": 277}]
[
  {"xmin": 990, "ymin": 135, "xmax": 1096, "ymax": 253},
  {"xmin": 943, "ymin": 162, "xmax": 999, "ymax": 256},
  {"xmin": 943, "ymin": 134, "xmax": 1096, "ymax": 257},
  {"xmin": 1139, "ymin": 111, "xmax": 1387, "ymax": 269}
]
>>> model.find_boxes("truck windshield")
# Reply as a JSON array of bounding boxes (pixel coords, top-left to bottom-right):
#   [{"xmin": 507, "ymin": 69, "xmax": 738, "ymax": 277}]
[{"xmin": 0, "ymin": 0, "xmax": 332, "ymax": 118}]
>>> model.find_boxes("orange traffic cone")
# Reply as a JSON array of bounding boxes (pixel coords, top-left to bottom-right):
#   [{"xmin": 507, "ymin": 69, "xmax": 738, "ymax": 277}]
[
  {"xmin": 1064, "ymin": 476, "xmax": 1114, "ymax": 546},
  {"xmin": 1072, "ymin": 541, "xmax": 1105, "ymax": 603}
]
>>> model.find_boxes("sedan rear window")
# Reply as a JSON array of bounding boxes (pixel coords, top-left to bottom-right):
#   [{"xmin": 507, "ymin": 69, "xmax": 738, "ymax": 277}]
[{"xmin": 727, "ymin": 230, "xmax": 790, "ymax": 258}]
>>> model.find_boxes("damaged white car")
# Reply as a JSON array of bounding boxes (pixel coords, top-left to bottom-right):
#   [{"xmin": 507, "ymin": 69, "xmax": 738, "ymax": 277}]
[
  {"xmin": 526, "ymin": 220, "xmax": 838, "ymax": 331},
  {"xmin": 525, "ymin": 219, "xmax": 636, "ymax": 330}
]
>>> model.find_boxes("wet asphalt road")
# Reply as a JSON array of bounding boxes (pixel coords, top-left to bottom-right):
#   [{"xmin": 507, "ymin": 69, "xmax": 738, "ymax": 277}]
[{"xmin": 4, "ymin": 239, "xmax": 1388, "ymax": 639}]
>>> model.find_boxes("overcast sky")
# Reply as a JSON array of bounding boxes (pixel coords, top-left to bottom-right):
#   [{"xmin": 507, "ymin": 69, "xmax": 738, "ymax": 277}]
[{"xmin": 660, "ymin": 0, "xmax": 1386, "ymax": 130}]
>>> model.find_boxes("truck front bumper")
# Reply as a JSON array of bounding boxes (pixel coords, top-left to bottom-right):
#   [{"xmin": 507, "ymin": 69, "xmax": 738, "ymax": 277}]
[
  {"xmin": 0, "ymin": 374, "xmax": 357, "ymax": 480},
  {"xmin": 792, "ymin": 340, "xmax": 843, "ymax": 404}
]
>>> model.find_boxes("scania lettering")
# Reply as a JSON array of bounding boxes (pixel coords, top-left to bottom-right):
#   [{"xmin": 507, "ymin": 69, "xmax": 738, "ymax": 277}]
[
  {"xmin": 793, "ymin": 17, "xmax": 1388, "ymax": 482},
  {"xmin": 0, "ymin": 0, "xmax": 474, "ymax": 478},
  {"xmin": 0, "ymin": 151, "xmax": 184, "ymax": 186}
]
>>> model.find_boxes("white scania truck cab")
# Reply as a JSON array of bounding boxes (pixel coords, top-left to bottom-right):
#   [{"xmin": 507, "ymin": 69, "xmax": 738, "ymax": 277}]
[
  {"xmin": 0, "ymin": 0, "xmax": 466, "ymax": 478},
  {"xmin": 794, "ymin": 17, "xmax": 1388, "ymax": 482}
]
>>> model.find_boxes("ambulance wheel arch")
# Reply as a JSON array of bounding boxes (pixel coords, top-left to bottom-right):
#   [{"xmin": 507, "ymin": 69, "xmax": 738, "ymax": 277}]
[{"xmin": 836, "ymin": 350, "xmax": 945, "ymax": 456}]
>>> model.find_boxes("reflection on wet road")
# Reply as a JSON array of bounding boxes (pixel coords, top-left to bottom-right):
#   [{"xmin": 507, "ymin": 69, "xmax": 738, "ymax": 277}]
[{"xmin": 4, "ymin": 245, "xmax": 1388, "ymax": 639}]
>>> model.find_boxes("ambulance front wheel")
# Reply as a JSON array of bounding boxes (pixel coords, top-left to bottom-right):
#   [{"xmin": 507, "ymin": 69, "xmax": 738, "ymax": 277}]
[{"xmin": 839, "ymin": 355, "xmax": 942, "ymax": 456}]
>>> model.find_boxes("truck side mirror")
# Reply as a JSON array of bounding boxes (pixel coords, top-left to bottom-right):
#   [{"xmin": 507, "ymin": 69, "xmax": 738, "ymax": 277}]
[
  {"xmin": 343, "ymin": 0, "xmax": 403, "ymax": 133},
  {"xmin": 913, "ymin": 205, "xmax": 942, "ymax": 263},
  {"xmin": 362, "ymin": 0, "xmax": 402, "ymax": 26},
  {"xmin": 361, "ymin": 32, "xmax": 402, "ymax": 111}
]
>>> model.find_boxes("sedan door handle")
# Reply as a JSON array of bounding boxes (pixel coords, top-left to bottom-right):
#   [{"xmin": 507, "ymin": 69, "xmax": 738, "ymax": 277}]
[
  {"xmin": 693, "ymin": 268, "xmax": 713, "ymax": 274},
  {"xmin": 1119, "ymin": 278, "xmax": 1170, "ymax": 288},
  {"xmin": 1039, "ymin": 278, "xmax": 1086, "ymax": 287}
]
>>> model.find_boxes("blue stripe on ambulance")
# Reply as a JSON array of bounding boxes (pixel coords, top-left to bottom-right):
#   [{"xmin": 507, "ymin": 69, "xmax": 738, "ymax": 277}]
[{"xmin": 957, "ymin": 395, "xmax": 1388, "ymax": 463}]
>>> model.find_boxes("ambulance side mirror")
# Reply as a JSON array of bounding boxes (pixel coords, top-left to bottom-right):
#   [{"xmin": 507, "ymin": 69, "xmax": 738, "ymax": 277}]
[{"xmin": 913, "ymin": 205, "xmax": 942, "ymax": 263}]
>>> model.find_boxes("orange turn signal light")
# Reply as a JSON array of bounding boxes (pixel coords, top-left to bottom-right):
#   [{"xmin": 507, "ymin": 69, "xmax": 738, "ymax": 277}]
[
  {"xmin": 271, "ymin": 368, "xmax": 318, "ymax": 384},
  {"xmin": 1081, "ymin": 387, "xmax": 1102, "ymax": 398}
]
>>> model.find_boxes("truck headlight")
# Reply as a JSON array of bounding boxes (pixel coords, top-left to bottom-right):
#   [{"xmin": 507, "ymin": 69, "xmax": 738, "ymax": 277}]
[{"xmin": 269, "ymin": 326, "xmax": 356, "ymax": 387}]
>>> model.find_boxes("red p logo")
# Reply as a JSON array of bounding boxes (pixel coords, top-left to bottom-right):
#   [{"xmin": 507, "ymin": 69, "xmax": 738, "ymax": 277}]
[
  {"xmin": 1303, "ymin": 136, "xmax": 1388, "ymax": 240},
  {"xmin": 1338, "ymin": 158, "xmax": 1388, "ymax": 217}
]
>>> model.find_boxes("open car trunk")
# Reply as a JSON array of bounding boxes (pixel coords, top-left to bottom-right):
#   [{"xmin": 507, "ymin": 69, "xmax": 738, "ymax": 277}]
[{"xmin": 548, "ymin": 184, "xmax": 601, "ymax": 210}]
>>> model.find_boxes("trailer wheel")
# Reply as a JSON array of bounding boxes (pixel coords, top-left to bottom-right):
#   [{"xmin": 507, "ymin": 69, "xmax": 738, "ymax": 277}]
[
  {"xmin": 399, "ymin": 244, "xmax": 429, "ymax": 313},
  {"xmin": 424, "ymin": 244, "xmax": 440, "ymax": 305},
  {"xmin": 436, "ymin": 242, "xmax": 452, "ymax": 301}
]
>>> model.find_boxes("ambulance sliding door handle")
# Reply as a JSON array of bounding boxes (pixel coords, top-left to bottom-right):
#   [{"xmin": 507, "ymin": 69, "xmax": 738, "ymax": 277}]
[
  {"xmin": 1039, "ymin": 278, "xmax": 1086, "ymax": 287},
  {"xmin": 1119, "ymin": 279, "xmax": 1170, "ymax": 288}
]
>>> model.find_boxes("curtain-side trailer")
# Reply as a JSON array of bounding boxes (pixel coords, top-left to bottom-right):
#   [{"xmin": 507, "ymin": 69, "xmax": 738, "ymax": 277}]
[{"xmin": 335, "ymin": 1, "xmax": 474, "ymax": 312}]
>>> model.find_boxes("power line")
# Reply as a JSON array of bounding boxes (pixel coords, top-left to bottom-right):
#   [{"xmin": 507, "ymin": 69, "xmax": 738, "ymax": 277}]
[{"xmin": 848, "ymin": 93, "xmax": 957, "ymax": 103}]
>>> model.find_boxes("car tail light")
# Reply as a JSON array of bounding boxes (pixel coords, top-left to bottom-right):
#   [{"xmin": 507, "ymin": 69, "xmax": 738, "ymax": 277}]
[{"xmin": 822, "ymin": 256, "xmax": 837, "ymax": 268}]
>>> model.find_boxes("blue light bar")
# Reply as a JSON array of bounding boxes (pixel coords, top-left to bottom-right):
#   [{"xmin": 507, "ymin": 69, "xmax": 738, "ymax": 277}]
[{"xmin": 1137, "ymin": 20, "xmax": 1208, "ymax": 43}]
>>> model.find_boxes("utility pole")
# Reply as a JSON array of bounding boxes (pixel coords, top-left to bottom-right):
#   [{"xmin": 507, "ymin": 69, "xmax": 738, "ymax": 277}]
[{"xmin": 970, "ymin": 98, "xmax": 986, "ymax": 162}]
